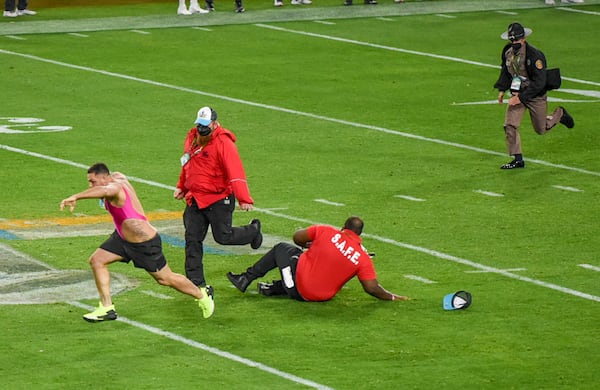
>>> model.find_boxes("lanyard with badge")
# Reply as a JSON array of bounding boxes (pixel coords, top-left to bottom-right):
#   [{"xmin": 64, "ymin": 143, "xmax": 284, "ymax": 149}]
[
  {"xmin": 510, "ymin": 51, "xmax": 525, "ymax": 92},
  {"xmin": 180, "ymin": 147, "xmax": 203, "ymax": 167}
]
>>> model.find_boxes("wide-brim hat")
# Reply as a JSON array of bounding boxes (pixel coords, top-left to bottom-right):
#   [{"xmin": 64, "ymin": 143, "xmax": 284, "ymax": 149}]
[{"xmin": 500, "ymin": 22, "xmax": 532, "ymax": 40}]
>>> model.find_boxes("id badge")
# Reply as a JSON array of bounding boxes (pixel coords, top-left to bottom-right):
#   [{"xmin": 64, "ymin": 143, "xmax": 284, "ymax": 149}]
[
  {"xmin": 180, "ymin": 152, "xmax": 190, "ymax": 166},
  {"xmin": 510, "ymin": 76, "xmax": 522, "ymax": 91}
]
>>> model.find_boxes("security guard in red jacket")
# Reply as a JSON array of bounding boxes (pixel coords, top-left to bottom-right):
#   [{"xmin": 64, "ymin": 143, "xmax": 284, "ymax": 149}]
[
  {"xmin": 174, "ymin": 106, "xmax": 262, "ymax": 295},
  {"xmin": 494, "ymin": 22, "xmax": 575, "ymax": 169}
]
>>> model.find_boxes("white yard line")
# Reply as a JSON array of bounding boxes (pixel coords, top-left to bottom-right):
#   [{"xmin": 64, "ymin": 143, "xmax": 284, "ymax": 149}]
[
  {"xmin": 578, "ymin": 264, "xmax": 600, "ymax": 272},
  {"xmin": 1, "ymin": 48, "xmax": 599, "ymax": 177},
  {"xmin": 474, "ymin": 190, "xmax": 504, "ymax": 197},
  {"xmin": 394, "ymin": 195, "xmax": 426, "ymax": 202},
  {"xmin": 404, "ymin": 275, "xmax": 437, "ymax": 284},
  {"xmin": 66, "ymin": 301, "xmax": 332, "ymax": 390},
  {"xmin": 552, "ymin": 185, "xmax": 583, "ymax": 193},
  {"xmin": 0, "ymin": 241, "xmax": 331, "ymax": 389},
  {"xmin": 314, "ymin": 199, "xmax": 345, "ymax": 206},
  {"xmin": 1, "ymin": 146, "xmax": 598, "ymax": 304}
]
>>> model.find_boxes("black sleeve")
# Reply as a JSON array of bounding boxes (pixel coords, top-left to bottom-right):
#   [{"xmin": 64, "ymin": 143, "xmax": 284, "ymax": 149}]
[
  {"xmin": 519, "ymin": 44, "xmax": 547, "ymax": 103},
  {"xmin": 493, "ymin": 44, "xmax": 512, "ymax": 91}
]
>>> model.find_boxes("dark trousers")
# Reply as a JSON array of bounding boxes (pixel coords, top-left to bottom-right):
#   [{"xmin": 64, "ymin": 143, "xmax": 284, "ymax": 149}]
[
  {"xmin": 183, "ymin": 195, "xmax": 257, "ymax": 286},
  {"xmin": 5, "ymin": 0, "xmax": 28, "ymax": 11},
  {"xmin": 247, "ymin": 242, "xmax": 305, "ymax": 301}
]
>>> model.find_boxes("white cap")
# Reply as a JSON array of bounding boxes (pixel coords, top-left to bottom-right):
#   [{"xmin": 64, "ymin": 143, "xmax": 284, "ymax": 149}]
[{"xmin": 195, "ymin": 106, "xmax": 216, "ymax": 126}]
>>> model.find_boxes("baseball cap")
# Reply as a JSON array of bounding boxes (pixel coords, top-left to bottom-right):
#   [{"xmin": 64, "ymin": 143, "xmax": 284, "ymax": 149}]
[
  {"xmin": 500, "ymin": 22, "xmax": 532, "ymax": 41},
  {"xmin": 195, "ymin": 106, "xmax": 217, "ymax": 126},
  {"xmin": 443, "ymin": 290, "xmax": 472, "ymax": 311}
]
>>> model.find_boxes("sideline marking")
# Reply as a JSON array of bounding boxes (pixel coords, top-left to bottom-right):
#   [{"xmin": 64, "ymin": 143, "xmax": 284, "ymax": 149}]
[
  {"xmin": 404, "ymin": 274, "xmax": 437, "ymax": 284},
  {"xmin": 0, "ymin": 243, "xmax": 329, "ymax": 388},
  {"xmin": 314, "ymin": 199, "xmax": 345, "ymax": 207},
  {"xmin": 1, "ymin": 48, "xmax": 600, "ymax": 177},
  {"xmin": 474, "ymin": 189, "xmax": 504, "ymax": 197},
  {"xmin": 66, "ymin": 301, "xmax": 332, "ymax": 390},
  {"xmin": 578, "ymin": 264, "xmax": 600, "ymax": 272},
  {"xmin": 453, "ymin": 98, "xmax": 600, "ymax": 105},
  {"xmin": 465, "ymin": 268, "xmax": 526, "ymax": 274},
  {"xmin": 558, "ymin": 6, "xmax": 600, "ymax": 16},
  {"xmin": 2, "ymin": 147, "xmax": 598, "ymax": 304},
  {"xmin": 552, "ymin": 185, "xmax": 583, "ymax": 193},
  {"xmin": 253, "ymin": 23, "xmax": 600, "ymax": 88},
  {"xmin": 394, "ymin": 195, "xmax": 426, "ymax": 202}
]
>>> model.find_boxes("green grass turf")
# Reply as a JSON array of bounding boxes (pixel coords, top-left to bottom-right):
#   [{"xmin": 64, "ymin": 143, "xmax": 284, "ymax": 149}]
[{"xmin": 1, "ymin": 1, "xmax": 599, "ymax": 389}]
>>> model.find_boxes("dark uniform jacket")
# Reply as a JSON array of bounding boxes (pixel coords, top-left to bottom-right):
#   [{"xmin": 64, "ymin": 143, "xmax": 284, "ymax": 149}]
[{"xmin": 494, "ymin": 42, "xmax": 547, "ymax": 104}]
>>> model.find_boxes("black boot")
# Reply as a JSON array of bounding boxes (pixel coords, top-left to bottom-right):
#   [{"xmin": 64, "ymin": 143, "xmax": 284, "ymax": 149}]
[
  {"xmin": 227, "ymin": 272, "xmax": 252, "ymax": 292},
  {"xmin": 559, "ymin": 106, "xmax": 574, "ymax": 129},
  {"xmin": 250, "ymin": 219, "xmax": 263, "ymax": 250},
  {"xmin": 205, "ymin": 0, "xmax": 215, "ymax": 11}
]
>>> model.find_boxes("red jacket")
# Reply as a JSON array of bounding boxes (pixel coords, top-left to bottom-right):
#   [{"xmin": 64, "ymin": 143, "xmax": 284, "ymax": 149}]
[{"xmin": 176, "ymin": 125, "xmax": 253, "ymax": 209}]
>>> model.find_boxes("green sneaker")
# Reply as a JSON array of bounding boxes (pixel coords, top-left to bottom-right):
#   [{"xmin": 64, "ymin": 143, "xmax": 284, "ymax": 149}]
[
  {"xmin": 196, "ymin": 285, "xmax": 215, "ymax": 318},
  {"xmin": 83, "ymin": 302, "xmax": 117, "ymax": 323}
]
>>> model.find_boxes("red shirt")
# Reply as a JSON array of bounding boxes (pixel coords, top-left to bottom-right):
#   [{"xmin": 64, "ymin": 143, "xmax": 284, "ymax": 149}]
[
  {"xmin": 296, "ymin": 225, "xmax": 377, "ymax": 301},
  {"xmin": 176, "ymin": 125, "xmax": 253, "ymax": 208}
]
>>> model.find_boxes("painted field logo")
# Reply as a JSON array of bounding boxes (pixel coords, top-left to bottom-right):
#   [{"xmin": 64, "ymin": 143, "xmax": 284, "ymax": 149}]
[
  {"xmin": 0, "ymin": 243, "xmax": 137, "ymax": 304},
  {"xmin": 0, "ymin": 117, "xmax": 72, "ymax": 134}
]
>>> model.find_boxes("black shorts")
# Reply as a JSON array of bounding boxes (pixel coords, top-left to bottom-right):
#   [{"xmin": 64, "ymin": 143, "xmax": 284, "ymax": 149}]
[{"xmin": 100, "ymin": 230, "xmax": 167, "ymax": 272}]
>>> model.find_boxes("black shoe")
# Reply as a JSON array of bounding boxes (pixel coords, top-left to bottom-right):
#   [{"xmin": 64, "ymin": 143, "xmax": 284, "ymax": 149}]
[
  {"xmin": 364, "ymin": 0, "xmax": 377, "ymax": 4},
  {"xmin": 559, "ymin": 106, "xmax": 574, "ymax": 129},
  {"xmin": 227, "ymin": 272, "xmax": 251, "ymax": 292},
  {"xmin": 343, "ymin": 0, "xmax": 352, "ymax": 4},
  {"xmin": 235, "ymin": 6, "xmax": 245, "ymax": 12},
  {"xmin": 500, "ymin": 159, "xmax": 525, "ymax": 169},
  {"xmin": 205, "ymin": 1, "xmax": 215, "ymax": 11},
  {"xmin": 250, "ymin": 219, "xmax": 263, "ymax": 249},
  {"xmin": 258, "ymin": 280, "xmax": 286, "ymax": 296}
]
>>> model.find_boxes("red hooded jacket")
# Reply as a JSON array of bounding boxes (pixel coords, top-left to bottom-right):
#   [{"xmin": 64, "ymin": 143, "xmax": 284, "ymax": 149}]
[{"xmin": 176, "ymin": 124, "xmax": 253, "ymax": 209}]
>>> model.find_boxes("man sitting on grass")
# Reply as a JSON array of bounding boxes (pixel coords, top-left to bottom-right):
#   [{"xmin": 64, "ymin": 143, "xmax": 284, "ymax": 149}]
[{"xmin": 227, "ymin": 216, "xmax": 409, "ymax": 302}]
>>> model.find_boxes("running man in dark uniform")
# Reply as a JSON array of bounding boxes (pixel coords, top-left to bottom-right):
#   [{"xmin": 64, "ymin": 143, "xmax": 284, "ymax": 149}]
[
  {"xmin": 60, "ymin": 163, "xmax": 214, "ymax": 322},
  {"xmin": 494, "ymin": 22, "xmax": 575, "ymax": 169}
]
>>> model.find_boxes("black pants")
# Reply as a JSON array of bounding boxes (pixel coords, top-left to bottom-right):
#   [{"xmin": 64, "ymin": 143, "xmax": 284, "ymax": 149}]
[
  {"xmin": 183, "ymin": 195, "xmax": 257, "ymax": 286},
  {"xmin": 246, "ymin": 242, "xmax": 305, "ymax": 301},
  {"xmin": 5, "ymin": 0, "xmax": 28, "ymax": 11}
]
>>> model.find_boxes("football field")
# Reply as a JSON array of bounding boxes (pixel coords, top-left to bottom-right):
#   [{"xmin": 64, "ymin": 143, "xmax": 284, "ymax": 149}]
[{"xmin": 1, "ymin": 1, "xmax": 599, "ymax": 388}]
